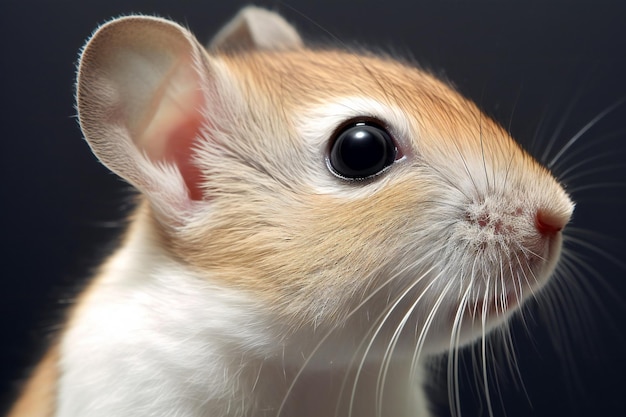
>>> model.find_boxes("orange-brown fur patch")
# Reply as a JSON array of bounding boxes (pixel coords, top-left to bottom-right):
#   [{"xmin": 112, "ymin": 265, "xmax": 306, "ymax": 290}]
[
  {"xmin": 218, "ymin": 49, "xmax": 543, "ymax": 184},
  {"xmin": 7, "ymin": 344, "xmax": 58, "ymax": 417}
]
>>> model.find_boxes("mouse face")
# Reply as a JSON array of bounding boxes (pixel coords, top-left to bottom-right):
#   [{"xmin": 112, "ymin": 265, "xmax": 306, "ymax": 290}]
[
  {"xmin": 165, "ymin": 50, "xmax": 573, "ymax": 353},
  {"xmin": 76, "ymin": 13, "xmax": 573, "ymax": 364}
]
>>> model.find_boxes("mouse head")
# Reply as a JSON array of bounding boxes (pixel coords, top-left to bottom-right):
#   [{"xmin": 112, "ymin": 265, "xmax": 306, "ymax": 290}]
[{"xmin": 77, "ymin": 7, "xmax": 573, "ymax": 353}]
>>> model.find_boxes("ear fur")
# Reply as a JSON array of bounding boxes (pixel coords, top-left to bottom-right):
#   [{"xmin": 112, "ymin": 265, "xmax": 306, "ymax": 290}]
[
  {"xmin": 76, "ymin": 9, "xmax": 302, "ymax": 226},
  {"xmin": 77, "ymin": 16, "xmax": 216, "ymax": 225},
  {"xmin": 209, "ymin": 6, "xmax": 303, "ymax": 51}
]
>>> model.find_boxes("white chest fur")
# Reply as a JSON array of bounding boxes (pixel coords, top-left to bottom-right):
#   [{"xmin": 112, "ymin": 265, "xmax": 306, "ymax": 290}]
[
  {"xmin": 57, "ymin": 224, "xmax": 276, "ymax": 417},
  {"xmin": 55, "ymin": 222, "xmax": 431, "ymax": 417}
]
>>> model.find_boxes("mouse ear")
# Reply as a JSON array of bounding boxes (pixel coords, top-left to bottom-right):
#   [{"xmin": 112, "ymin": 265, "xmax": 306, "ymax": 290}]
[
  {"xmin": 209, "ymin": 6, "xmax": 303, "ymax": 51},
  {"xmin": 77, "ymin": 16, "xmax": 222, "ymax": 225}
]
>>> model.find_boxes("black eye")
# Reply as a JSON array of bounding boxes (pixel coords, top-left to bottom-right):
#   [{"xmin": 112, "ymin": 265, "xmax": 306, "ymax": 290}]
[{"xmin": 328, "ymin": 121, "xmax": 397, "ymax": 179}]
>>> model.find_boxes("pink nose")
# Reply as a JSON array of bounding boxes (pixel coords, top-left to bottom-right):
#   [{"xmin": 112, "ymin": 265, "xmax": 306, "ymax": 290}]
[{"xmin": 535, "ymin": 209, "xmax": 566, "ymax": 236}]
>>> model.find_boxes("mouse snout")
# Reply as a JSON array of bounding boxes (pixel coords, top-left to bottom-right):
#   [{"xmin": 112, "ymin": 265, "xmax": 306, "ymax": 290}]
[{"xmin": 535, "ymin": 208, "xmax": 570, "ymax": 237}]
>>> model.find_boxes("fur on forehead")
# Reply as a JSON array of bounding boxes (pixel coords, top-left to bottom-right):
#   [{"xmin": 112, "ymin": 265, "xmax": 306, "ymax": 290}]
[{"xmin": 206, "ymin": 48, "xmax": 544, "ymax": 186}]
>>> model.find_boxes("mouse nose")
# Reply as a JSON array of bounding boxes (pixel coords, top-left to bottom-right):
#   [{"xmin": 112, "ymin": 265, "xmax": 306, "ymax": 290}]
[{"xmin": 535, "ymin": 209, "xmax": 569, "ymax": 236}]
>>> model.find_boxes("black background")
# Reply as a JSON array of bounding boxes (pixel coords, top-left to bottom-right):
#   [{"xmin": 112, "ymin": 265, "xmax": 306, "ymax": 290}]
[{"xmin": 1, "ymin": 1, "xmax": 625, "ymax": 416}]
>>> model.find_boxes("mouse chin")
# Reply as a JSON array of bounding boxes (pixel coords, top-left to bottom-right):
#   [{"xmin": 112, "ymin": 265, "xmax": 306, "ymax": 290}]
[{"xmin": 450, "ymin": 231, "xmax": 564, "ymax": 345}]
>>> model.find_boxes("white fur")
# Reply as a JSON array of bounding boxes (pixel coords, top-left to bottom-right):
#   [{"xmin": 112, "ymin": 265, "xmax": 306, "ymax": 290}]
[
  {"xmin": 57, "ymin": 221, "xmax": 276, "ymax": 417},
  {"xmin": 56, "ymin": 216, "xmax": 434, "ymax": 417}
]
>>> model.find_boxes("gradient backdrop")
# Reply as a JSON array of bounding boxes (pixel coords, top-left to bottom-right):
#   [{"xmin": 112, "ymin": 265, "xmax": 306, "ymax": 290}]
[{"xmin": 2, "ymin": 1, "xmax": 625, "ymax": 416}]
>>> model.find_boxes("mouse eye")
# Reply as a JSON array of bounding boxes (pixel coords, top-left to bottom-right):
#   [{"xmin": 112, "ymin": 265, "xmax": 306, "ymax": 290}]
[{"xmin": 328, "ymin": 121, "xmax": 397, "ymax": 180}]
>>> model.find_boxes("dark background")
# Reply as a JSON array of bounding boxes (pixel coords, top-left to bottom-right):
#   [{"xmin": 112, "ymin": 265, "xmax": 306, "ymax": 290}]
[{"xmin": 1, "ymin": 1, "xmax": 625, "ymax": 416}]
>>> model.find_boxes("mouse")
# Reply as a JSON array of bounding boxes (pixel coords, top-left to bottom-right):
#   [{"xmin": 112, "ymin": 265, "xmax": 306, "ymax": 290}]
[{"xmin": 6, "ymin": 6, "xmax": 574, "ymax": 417}]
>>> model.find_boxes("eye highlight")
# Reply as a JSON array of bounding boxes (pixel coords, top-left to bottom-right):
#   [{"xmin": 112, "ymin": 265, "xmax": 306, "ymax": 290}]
[{"xmin": 328, "ymin": 121, "xmax": 397, "ymax": 180}]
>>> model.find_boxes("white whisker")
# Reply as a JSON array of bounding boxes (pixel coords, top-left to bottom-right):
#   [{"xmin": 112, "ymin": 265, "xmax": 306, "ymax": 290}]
[
  {"xmin": 447, "ymin": 282, "xmax": 473, "ymax": 417},
  {"xmin": 374, "ymin": 267, "xmax": 450, "ymax": 417},
  {"xmin": 552, "ymin": 128, "xmax": 626, "ymax": 176},
  {"xmin": 548, "ymin": 97, "xmax": 626, "ymax": 169},
  {"xmin": 348, "ymin": 266, "xmax": 444, "ymax": 417},
  {"xmin": 556, "ymin": 150, "xmax": 622, "ymax": 183},
  {"xmin": 277, "ymin": 255, "xmax": 440, "ymax": 417}
]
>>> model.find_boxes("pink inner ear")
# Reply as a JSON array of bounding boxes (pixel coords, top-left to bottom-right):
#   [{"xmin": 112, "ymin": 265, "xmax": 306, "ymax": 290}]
[
  {"xmin": 134, "ymin": 55, "xmax": 210, "ymax": 202},
  {"xmin": 164, "ymin": 115, "xmax": 206, "ymax": 201}
]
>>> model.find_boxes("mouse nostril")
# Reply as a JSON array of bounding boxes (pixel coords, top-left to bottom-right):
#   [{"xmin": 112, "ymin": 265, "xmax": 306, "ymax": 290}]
[{"xmin": 535, "ymin": 209, "xmax": 565, "ymax": 236}]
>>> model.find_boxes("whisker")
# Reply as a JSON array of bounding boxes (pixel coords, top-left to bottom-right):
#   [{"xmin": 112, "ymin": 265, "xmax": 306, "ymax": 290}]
[
  {"xmin": 550, "ymin": 255, "xmax": 601, "ymax": 346},
  {"xmin": 426, "ymin": 160, "xmax": 474, "ymax": 202},
  {"xmin": 489, "ymin": 336, "xmax": 507, "ymax": 417},
  {"xmin": 332, "ymin": 288, "xmax": 414, "ymax": 417},
  {"xmin": 563, "ymin": 234, "xmax": 626, "ymax": 272},
  {"xmin": 450, "ymin": 138, "xmax": 482, "ymax": 199},
  {"xmin": 501, "ymin": 151, "xmax": 516, "ymax": 198},
  {"xmin": 447, "ymin": 280, "xmax": 474, "ymax": 417},
  {"xmin": 510, "ymin": 249, "xmax": 538, "ymax": 301},
  {"xmin": 552, "ymin": 129, "xmax": 626, "ymax": 177},
  {"xmin": 276, "ymin": 250, "xmax": 441, "ymax": 417},
  {"xmin": 535, "ymin": 261, "xmax": 594, "ymax": 396},
  {"xmin": 480, "ymin": 286, "xmax": 496, "ymax": 417},
  {"xmin": 502, "ymin": 324, "xmax": 529, "ymax": 400},
  {"xmin": 374, "ymin": 267, "xmax": 450, "ymax": 417},
  {"xmin": 478, "ymin": 107, "xmax": 491, "ymax": 192},
  {"xmin": 566, "ymin": 226, "xmax": 626, "ymax": 244},
  {"xmin": 561, "ymin": 164, "xmax": 626, "ymax": 186},
  {"xmin": 409, "ymin": 277, "xmax": 456, "ymax": 392},
  {"xmin": 538, "ymin": 86, "xmax": 587, "ymax": 164},
  {"xmin": 506, "ymin": 84, "xmax": 523, "ymax": 138},
  {"xmin": 348, "ymin": 266, "xmax": 444, "ymax": 417},
  {"xmin": 547, "ymin": 97, "xmax": 626, "ymax": 169},
  {"xmin": 497, "ymin": 256, "xmax": 508, "ymax": 316},
  {"xmin": 333, "ymin": 279, "xmax": 422, "ymax": 417},
  {"xmin": 559, "ymin": 249, "xmax": 624, "ymax": 326},
  {"xmin": 557, "ymin": 150, "xmax": 622, "ymax": 183}
]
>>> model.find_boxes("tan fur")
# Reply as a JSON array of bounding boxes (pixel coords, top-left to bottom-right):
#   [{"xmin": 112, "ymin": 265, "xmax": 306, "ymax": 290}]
[
  {"xmin": 7, "ymin": 344, "xmax": 58, "ymax": 417},
  {"xmin": 218, "ymin": 49, "xmax": 540, "ymax": 170}
]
